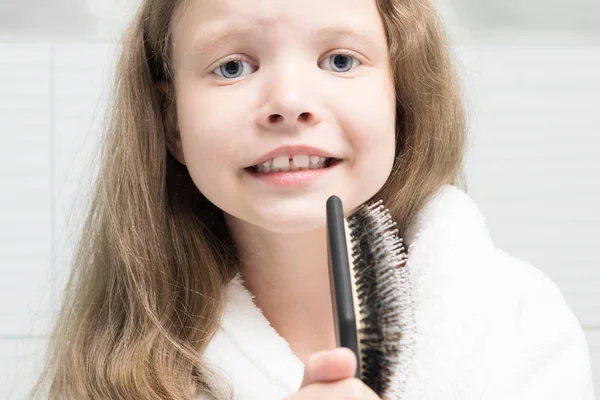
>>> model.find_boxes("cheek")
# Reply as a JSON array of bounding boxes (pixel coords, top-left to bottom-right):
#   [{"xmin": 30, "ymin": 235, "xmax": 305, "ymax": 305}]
[
  {"xmin": 175, "ymin": 87, "xmax": 246, "ymax": 190},
  {"xmin": 344, "ymin": 77, "xmax": 396, "ymax": 201},
  {"xmin": 345, "ymin": 76, "xmax": 396, "ymax": 172}
]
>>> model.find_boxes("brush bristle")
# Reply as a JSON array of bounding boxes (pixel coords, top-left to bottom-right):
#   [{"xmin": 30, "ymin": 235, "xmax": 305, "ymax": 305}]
[{"xmin": 347, "ymin": 200, "xmax": 410, "ymax": 398}]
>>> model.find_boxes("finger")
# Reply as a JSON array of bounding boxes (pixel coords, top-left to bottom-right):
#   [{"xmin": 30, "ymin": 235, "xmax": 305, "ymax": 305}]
[
  {"xmin": 297, "ymin": 378, "xmax": 379, "ymax": 400},
  {"xmin": 300, "ymin": 347, "xmax": 357, "ymax": 388}
]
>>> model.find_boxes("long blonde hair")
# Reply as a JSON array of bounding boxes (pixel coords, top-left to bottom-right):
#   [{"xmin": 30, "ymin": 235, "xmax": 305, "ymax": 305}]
[{"xmin": 32, "ymin": 0, "xmax": 464, "ymax": 398}]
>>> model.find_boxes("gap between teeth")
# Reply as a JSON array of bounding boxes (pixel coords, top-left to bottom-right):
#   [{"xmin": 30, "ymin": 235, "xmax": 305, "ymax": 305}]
[{"xmin": 254, "ymin": 155, "xmax": 331, "ymax": 172}]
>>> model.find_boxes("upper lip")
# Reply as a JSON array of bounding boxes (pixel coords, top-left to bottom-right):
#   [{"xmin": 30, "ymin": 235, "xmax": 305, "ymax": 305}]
[{"xmin": 248, "ymin": 145, "xmax": 340, "ymax": 167}]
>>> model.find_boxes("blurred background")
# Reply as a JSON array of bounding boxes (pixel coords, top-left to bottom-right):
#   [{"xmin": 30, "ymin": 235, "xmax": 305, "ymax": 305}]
[{"xmin": 0, "ymin": 0, "xmax": 598, "ymax": 398}]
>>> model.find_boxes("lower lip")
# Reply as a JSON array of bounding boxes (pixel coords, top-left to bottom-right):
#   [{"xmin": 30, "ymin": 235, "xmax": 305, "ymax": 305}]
[{"xmin": 246, "ymin": 160, "xmax": 341, "ymax": 186}]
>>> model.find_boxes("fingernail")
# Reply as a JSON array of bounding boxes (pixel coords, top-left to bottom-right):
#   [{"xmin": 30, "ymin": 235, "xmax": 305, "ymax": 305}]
[
  {"xmin": 336, "ymin": 347, "xmax": 353, "ymax": 356},
  {"xmin": 310, "ymin": 347, "xmax": 351, "ymax": 365},
  {"xmin": 310, "ymin": 350, "xmax": 330, "ymax": 365}
]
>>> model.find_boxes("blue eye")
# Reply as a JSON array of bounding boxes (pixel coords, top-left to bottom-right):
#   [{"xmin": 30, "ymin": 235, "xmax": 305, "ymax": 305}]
[
  {"xmin": 213, "ymin": 59, "xmax": 256, "ymax": 79},
  {"xmin": 322, "ymin": 53, "xmax": 360, "ymax": 73}
]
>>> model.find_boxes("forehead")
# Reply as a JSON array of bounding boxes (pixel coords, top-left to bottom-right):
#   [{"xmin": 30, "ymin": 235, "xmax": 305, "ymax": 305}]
[{"xmin": 172, "ymin": 0, "xmax": 386, "ymax": 49}]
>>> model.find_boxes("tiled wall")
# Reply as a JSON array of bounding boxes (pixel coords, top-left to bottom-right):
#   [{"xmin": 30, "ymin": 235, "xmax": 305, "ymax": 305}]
[
  {"xmin": 0, "ymin": 42, "xmax": 115, "ymax": 398},
  {"xmin": 0, "ymin": 42, "xmax": 598, "ymax": 398}
]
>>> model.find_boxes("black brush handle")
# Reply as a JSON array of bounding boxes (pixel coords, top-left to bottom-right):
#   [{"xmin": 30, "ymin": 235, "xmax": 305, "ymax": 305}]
[{"xmin": 326, "ymin": 195, "xmax": 360, "ymax": 378}]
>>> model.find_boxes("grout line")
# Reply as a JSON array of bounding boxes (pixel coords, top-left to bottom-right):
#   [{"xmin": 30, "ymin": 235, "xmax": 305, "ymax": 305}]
[
  {"xmin": 49, "ymin": 43, "xmax": 57, "ymax": 295},
  {"xmin": 0, "ymin": 336, "xmax": 49, "ymax": 340}
]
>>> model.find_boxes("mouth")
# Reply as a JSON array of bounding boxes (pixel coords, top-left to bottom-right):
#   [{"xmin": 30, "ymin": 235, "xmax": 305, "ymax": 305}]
[{"xmin": 245, "ymin": 157, "xmax": 342, "ymax": 174}]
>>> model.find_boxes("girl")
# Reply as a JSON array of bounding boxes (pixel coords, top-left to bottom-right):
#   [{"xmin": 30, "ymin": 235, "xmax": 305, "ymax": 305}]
[{"xmin": 33, "ymin": 0, "xmax": 594, "ymax": 399}]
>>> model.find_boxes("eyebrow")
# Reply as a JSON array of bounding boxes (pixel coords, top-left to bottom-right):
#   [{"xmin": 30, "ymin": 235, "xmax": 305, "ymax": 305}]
[
  {"xmin": 191, "ymin": 24, "xmax": 257, "ymax": 54},
  {"xmin": 190, "ymin": 22, "xmax": 382, "ymax": 54},
  {"xmin": 314, "ymin": 24, "xmax": 382, "ymax": 49}
]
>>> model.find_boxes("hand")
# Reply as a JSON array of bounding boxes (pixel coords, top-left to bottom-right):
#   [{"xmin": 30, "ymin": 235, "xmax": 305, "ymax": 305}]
[{"xmin": 284, "ymin": 347, "xmax": 381, "ymax": 399}]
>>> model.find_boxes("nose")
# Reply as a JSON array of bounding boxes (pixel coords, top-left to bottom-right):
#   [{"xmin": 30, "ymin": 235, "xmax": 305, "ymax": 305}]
[{"xmin": 255, "ymin": 69, "xmax": 321, "ymax": 132}]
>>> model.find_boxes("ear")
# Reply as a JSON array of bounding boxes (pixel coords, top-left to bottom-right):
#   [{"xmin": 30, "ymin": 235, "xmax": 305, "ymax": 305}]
[{"xmin": 156, "ymin": 81, "xmax": 186, "ymax": 165}]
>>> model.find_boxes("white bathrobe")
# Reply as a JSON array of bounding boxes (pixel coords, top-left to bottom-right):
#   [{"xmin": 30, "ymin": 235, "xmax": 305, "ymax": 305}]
[{"xmin": 201, "ymin": 185, "xmax": 595, "ymax": 399}]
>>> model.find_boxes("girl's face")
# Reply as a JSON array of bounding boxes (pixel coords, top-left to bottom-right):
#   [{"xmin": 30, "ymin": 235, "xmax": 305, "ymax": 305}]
[{"xmin": 169, "ymin": 0, "xmax": 396, "ymax": 233}]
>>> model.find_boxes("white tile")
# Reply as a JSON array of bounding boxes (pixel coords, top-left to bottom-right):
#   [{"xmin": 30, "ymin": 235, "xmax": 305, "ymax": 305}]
[
  {"xmin": 52, "ymin": 43, "xmax": 117, "ymax": 290},
  {"xmin": 0, "ymin": 268, "xmax": 56, "ymax": 336},
  {"xmin": 0, "ymin": 1, "xmax": 140, "ymax": 40},
  {"xmin": 459, "ymin": 45, "xmax": 600, "ymax": 327},
  {"xmin": 0, "ymin": 338, "xmax": 47, "ymax": 400},
  {"xmin": 0, "ymin": 43, "xmax": 53, "ymax": 336}
]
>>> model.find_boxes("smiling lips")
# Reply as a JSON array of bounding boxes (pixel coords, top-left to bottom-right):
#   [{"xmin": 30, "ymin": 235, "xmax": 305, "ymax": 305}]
[
  {"xmin": 245, "ymin": 144, "xmax": 342, "ymax": 185},
  {"xmin": 250, "ymin": 155, "xmax": 334, "ymax": 173},
  {"xmin": 249, "ymin": 145, "xmax": 340, "ymax": 167}
]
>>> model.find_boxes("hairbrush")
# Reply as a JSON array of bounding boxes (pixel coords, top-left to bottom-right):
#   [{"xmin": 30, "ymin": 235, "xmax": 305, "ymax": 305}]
[{"xmin": 326, "ymin": 195, "xmax": 411, "ymax": 398}]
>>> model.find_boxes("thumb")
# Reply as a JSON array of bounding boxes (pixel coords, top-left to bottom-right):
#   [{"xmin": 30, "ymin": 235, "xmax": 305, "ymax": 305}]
[{"xmin": 300, "ymin": 347, "xmax": 357, "ymax": 388}]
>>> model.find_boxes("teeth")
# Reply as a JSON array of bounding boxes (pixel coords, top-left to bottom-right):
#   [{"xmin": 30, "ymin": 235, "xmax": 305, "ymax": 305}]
[
  {"xmin": 293, "ymin": 155, "xmax": 309, "ymax": 168},
  {"xmin": 272, "ymin": 155, "xmax": 289, "ymax": 169},
  {"xmin": 253, "ymin": 155, "xmax": 332, "ymax": 173}
]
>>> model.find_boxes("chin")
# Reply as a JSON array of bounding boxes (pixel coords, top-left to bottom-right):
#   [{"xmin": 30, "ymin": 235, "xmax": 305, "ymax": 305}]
[
  {"xmin": 218, "ymin": 175, "xmax": 389, "ymax": 234},
  {"xmin": 252, "ymin": 204, "xmax": 329, "ymax": 234},
  {"xmin": 247, "ymin": 192, "xmax": 375, "ymax": 234}
]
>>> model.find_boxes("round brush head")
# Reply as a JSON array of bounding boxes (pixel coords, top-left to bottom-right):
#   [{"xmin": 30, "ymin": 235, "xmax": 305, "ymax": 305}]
[{"xmin": 347, "ymin": 200, "xmax": 412, "ymax": 398}]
